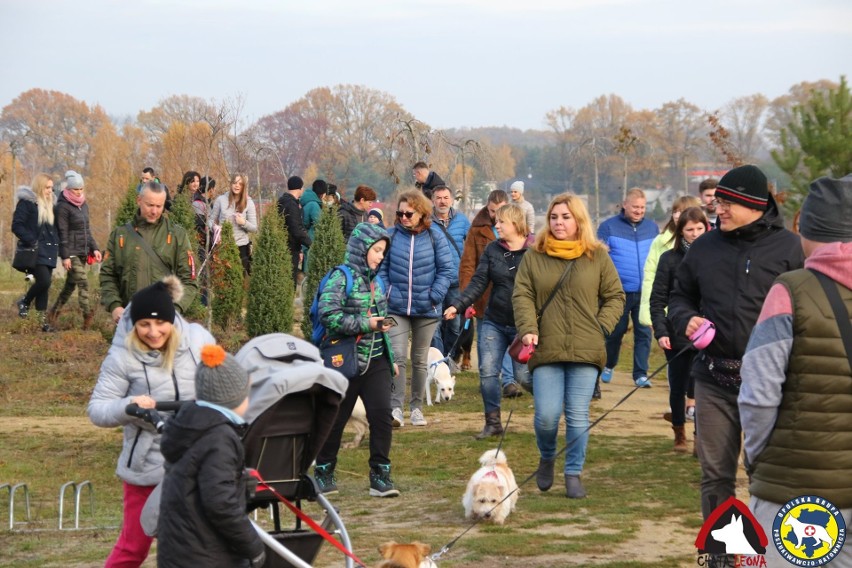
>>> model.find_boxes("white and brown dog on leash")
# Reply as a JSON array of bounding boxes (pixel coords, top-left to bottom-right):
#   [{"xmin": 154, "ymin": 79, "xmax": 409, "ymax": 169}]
[
  {"xmin": 462, "ymin": 449, "xmax": 519, "ymax": 525},
  {"xmin": 425, "ymin": 347, "xmax": 455, "ymax": 406}
]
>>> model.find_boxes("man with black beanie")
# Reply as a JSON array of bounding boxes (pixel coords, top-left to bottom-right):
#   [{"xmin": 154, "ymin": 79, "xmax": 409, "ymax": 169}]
[
  {"xmin": 277, "ymin": 175, "xmax": 312, "ymax": 284},
  {"xmin": 668, "ymin": 164, "xmax": 804, "ymax": 523},
  {"xmin": 739, "ymin": 174, "xmax": 852, "ymax": 567}
]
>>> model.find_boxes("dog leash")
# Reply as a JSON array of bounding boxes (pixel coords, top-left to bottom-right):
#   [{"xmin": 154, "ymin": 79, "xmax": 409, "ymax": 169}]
[
  {"xmin": 249, "ymin": 470, "xmax": 369, "ymax": 568},
  {"xmin": 431, "ymin": 330, "xmax": 710, "ymax": 563}
]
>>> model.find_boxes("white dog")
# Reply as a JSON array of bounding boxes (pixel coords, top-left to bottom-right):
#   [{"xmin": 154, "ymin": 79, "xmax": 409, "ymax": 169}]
[
  {"xmin": 462, "ymin": 449, "xmax": 518, "ymax": 525},
  {"xmin": 425, "ymin": 347, "xmax": 455, "ymax": 406},
  {"xmin": 784, "ymin": 515, "xmax": 834, "ymax": 551},
  {"xmin": 343, "ymin": 397, "xmax": 367, "ymax": 449},
  {"xmin": 711, "ymin": 514, "xmax": 758, "ymax": 555}
]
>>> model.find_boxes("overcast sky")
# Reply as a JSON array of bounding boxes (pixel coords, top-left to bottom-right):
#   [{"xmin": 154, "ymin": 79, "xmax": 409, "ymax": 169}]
[{"xmin": 2, "ymin": 0, "xmax": 850, "ymax": 131}]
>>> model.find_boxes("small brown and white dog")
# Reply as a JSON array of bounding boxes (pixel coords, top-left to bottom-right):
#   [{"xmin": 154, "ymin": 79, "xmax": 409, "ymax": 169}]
[
  {"xmin": 343, "ymin": 397, "xmax": 368, "ymax": 449},
  {"xmin": 425, "ymin": 347, "xmax": 455, "ymax": 406},
  {"xmin": 377, "ymin": 541, "xmax": 438, "ymax": 568},
  {"xmin": 462, "ymin": 449, "xmax": 519, "ymax": 525}
]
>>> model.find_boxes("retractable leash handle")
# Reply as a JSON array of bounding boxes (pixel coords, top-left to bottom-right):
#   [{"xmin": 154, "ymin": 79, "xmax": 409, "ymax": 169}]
[{"xmin": 689, "ymin": 319, "xmax": 716, "ymax": 349}]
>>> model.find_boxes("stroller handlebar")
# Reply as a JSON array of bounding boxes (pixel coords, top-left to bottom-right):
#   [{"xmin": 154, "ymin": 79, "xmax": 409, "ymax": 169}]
[{"xmin": 125, "ymin": 401, "xmax": 185, "ymax": 433}]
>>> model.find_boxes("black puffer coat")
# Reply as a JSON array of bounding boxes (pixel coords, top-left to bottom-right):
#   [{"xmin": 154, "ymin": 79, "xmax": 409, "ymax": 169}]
[
  {"xmin": 55, "ymin": 192, "xmax": 98, "ymax": 259},
  {"xmin": 668, "ymin": 194, "xmax": 804, "ymax": 370},
  {"xmin": 453, "ymin": 238, "xmax": 531, "ymax": 328},
  {"xmin": 649, "ymin": 247, "xmax": 691, "ymax": 350},
  {"xmin": 157, "ymin": 403, "xmax": 264, "ymax": 568},
  {"xmin": 12, "ymin": 187, "xmax": 58, "ymax": 267}
]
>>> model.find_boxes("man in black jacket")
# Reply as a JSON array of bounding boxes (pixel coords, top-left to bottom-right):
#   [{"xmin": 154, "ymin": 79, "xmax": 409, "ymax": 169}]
[
  {"xmin": 668, "ymin": 165, "xmax": 804, "ymax": 521},
  {"xmin": 277, "ymin": 176, "xmax": 312, "ymax": 284},
  {"xmin": 413, "ymin": 161, "xmax": 445, "ymax": 200}
]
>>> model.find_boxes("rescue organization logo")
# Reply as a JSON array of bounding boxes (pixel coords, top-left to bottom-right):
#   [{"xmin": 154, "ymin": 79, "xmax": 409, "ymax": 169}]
[
  {"xmin": 695, "ymin": 496, "xmax": 767, "ymax": 567},
  {"xmin": 772, "ymin": 495, "xmax": 846, "ymax": 566}
]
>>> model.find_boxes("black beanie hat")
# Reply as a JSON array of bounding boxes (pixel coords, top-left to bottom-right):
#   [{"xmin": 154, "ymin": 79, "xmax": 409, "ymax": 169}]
[
  {"xmin": 287, "ymin": 176, "xmax": 304, "ymax": 191},
  {"xmin": 799, "ymin": 174, "xmax": 852, "ymax": 243},
  {"xmin": 130, "ymin": 276, "xmax": 182, "ymax": 324},
  {"xmin": 715, "ymin": 165, "xmax": 769, "ymax": 211}
]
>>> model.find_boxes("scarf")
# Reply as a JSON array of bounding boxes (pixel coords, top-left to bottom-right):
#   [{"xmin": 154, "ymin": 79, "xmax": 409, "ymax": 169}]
[
  {"xmin": 544, "ymin": 235, "xmax": 585, "ymax": 260},
  {"xmin": 63, "ymin": 188, "xmax": 85, "ymax": 207}
]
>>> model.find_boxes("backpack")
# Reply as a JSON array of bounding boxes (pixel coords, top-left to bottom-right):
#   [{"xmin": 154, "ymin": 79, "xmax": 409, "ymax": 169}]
[{"xmin": 309, "ymin": 264, "xmax": 385, "ymax": 346}]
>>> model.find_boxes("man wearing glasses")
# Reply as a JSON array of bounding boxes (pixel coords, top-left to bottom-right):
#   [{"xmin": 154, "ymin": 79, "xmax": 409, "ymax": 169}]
[{"xmin": 668, "ymin": 165, "xmax": 803, "ymax": 526}]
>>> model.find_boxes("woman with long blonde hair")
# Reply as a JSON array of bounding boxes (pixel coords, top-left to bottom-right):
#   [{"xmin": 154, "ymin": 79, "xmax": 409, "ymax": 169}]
[
  {"xmin": 210, "ymin": 173, "xmax": 257, "ymax": 274},
  {"xmin": 513, "ymin": 193, "xmax": 624, "ymax": 499},
  {"xmin": 13, "ymin": 173, "xmax": 59, "ymax": 331}
]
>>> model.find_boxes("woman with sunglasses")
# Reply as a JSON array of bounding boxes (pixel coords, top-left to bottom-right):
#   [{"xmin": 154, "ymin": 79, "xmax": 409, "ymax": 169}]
[
  {"xmin": 378, "ymin": 190, "xmax": 454, "ymax": 428},
  {"xmin": 444, "ymin": 204, "xmax": 532, "ymax": 439}
]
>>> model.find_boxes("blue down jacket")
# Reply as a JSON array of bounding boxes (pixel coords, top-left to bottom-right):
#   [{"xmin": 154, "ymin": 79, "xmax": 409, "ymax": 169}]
[
  {"xmin": 597, "ymin": 211, "xmax": 658, "ymax": 293},
  {"xmin": 379, "ymin": 222, "xmax": 455, "ymax": 318}
]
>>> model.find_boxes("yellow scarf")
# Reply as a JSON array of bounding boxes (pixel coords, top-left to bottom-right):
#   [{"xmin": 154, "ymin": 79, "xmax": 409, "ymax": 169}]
[{"xmin": 544, "ymin": 236, "xmax": 585, "ymax": 260}]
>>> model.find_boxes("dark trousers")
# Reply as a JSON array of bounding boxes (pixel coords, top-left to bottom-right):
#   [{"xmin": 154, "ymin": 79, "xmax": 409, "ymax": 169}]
[
  {"xmin": 605, "ymin": 291, "xmax": 652, "ymax": 380},
  {"xmin": 238, "ymin": 244, "xmax": 252, "ymax": 276},
  {"xmin": 24, "ymin": 264, "xmax": 53, "ymax": 311},
  {"xmin": 317, "ymin": 356, "xmax": 393, "ymax": 468},
  {"xmin": 665, "ymin": 348, "xmax": 695, "ymax": 426}
]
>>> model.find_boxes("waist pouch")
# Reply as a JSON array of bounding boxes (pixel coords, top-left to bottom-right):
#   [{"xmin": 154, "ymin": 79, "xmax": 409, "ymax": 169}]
[{"xmin": 702, "ymin": 353, "xmax": 742, "ymax": 391}]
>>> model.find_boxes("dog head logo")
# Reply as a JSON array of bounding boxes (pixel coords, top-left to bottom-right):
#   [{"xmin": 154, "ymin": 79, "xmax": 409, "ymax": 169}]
[
  {"xmin": 771, "ymin": 495, "xmax": 846, "ymax": 565},
  {"xmin": 695, "ymin": 497, "xmax": 767, "ymax": 557}
]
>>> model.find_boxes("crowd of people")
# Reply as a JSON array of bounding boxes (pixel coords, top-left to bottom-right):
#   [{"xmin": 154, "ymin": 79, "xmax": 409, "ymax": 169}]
[{"xmin": 10, "ymin": 160, "xmax": 852, "ymax": 566}]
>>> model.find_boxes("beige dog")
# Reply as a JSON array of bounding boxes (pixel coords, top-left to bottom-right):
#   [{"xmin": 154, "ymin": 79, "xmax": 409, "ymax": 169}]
[
  {"xmin": 343, "ymin": 397, "xmax": 368, "ymax": 449},
  {"xmin": 377, "ymin": 541, "xmax": 437, "ymax": 568},
  {"xmin": 425, "ymin": 347, "xmax": 455, "ymax": 406},
  {"xmin": 462, "ymin": 449, "xmax": 519, "ymax": 525}
]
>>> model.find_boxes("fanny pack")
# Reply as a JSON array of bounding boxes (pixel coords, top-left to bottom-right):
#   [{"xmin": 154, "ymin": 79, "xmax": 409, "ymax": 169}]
[{"xmin": 702, "ymin": 354, "xmax": 742, "ymax": 391}]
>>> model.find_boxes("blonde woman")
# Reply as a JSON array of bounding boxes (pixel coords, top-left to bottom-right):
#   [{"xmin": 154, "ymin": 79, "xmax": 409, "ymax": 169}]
[
  {"xmin": 210, "ymin": 173, "xmax": 257, "ymax": 274},
  {"xmin": 88, "ymin": 276, "xmax": 213, "ymax": 567},
  {"xmin": 513, "ymin": 194, "xmax": 624, "ymax": 499},
  {"xmin": 13, "ymin": 173, "xmax": 59, "ymax": 331}
]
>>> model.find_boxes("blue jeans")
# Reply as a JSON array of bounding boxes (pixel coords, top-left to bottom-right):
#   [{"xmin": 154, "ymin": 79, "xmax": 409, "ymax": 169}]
[
  {"xmin": 476, "ymin": 319, "xmax": 515, "ymax": 387},
  {"xmin": 477, "ymin": 320, "xmax": 531, "ymax": 413},
  {"xmin": 605, "ymin": 291, "xmax": 652, "ymax": 380},
  {"xmin": 432, "ymin": 285, "xmax": 461, "ymax": 356},
  {"xmin": 532, "ymin": 363, "xmax": 598, "ymax": 476}
]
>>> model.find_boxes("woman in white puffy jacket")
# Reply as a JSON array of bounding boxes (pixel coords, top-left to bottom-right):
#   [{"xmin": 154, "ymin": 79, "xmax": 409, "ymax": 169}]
[{"xmin": 87, "ymin": 276, "xmax": 213, "ymax": 568}]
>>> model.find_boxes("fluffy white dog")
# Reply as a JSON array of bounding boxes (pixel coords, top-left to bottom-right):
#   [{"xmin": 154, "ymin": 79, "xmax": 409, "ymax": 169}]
[
  {"xmin": 462, "ymin": 449, "xmax": 519, "ymax": 525},
  {"xmin": 343, "ymin": 397, "xmax": 367, "ymax": 449},
  {"xmin": 425, "ymin": 347, "xmax": 455, "ymax": 406}
]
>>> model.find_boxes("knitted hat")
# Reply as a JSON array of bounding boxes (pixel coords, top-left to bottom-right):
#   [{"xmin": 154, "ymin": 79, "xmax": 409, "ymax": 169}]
[
  {"xmin": 509, "ymin": 181, "xmax": 525, "ymax": 194},
  {"xmin": 195, "ymin": 344, "xmax": 250, "ymax": 409},
  {"xmin": 287, "ymin": 176, "xmax": 304, "ymax": 191},
  {"xmin": 65, "ymin": 170, "xmax": 84, "ymax": 189},
  {"xmin": 368, "ymin": 208, "xmax": 384, "ymax": 222},
  {"xmin": 130, "ymin": 276, "xmax": 183, "ymax": 324},
  {"xmin": 714, "ymin": 165, "xmax": 768, "ymax": 211},
  {"xmin": 799, "ymin": 174, "xmax": 852, "ymax": 243}
]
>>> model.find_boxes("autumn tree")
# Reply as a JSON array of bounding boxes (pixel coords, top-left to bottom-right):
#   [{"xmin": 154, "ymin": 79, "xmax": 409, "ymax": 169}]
[
  {"xmin": 718, "ymin": 94, "xmax": 769, "ymax": 163},
  {"xmin": 772, "ymin": 76, "xmax": 852, "ymax": 208},
  {"xmin": 651, "ymin": 99, "xmax": 708, "ymax": 192}
]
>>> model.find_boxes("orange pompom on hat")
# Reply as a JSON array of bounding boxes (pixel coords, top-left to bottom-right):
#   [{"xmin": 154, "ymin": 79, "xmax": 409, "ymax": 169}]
[{"xmin": 195, "ymin": 344, "xmax": 250, "ymax": 409}]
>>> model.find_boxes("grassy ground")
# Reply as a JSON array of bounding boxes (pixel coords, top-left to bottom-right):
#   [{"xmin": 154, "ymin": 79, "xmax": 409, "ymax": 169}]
[{"xmin": 0, "ymin": 262, "xmax": 710, "ymax": 567}]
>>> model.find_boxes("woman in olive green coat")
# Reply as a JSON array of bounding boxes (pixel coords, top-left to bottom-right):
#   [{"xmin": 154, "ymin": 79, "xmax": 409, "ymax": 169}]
[{"xmin": 513, "ymin": 193, "xmax": 624, "ymax": 499}]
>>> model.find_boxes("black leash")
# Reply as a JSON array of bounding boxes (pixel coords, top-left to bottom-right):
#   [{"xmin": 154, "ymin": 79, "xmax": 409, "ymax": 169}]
[{"xmin": 431, "ymin": 339, "xmax": 700, "ymax": 562}]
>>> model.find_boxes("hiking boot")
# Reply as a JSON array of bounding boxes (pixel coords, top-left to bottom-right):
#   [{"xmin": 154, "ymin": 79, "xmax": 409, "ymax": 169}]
[
  {"xmin": 16, "ymin": 297, "xmax": 29, "ymax": 319},
  {"xmin": 474, "ymin": 410, "xmax": 503, "ymax": 440},
  {"xmin": 461, "ymin": 351, "xmax": 472, "ymax": 371},
  {"xmin": 592, "ymin": 377, "xmax": 601, "ymax": 400},
  {"xmin": 536, "ymin": 457, "xmax": 555, "ymax": 492},
  {"xmin": 391, "ymin": 407, "xmax": 404, "ymax": 428},
  {"xmin": 502, "ymin": 382, "xmax": 523, "ymax": 399},
  {"xmin": 673, "ymin": 425, "xmax": 688, "ymax": 453},
  {"xmin": 47, "ymin": 304, "xmax": 60, "ymax": 326},
  {"xmin": 410, "ymin": 408, "xmax": 427, "ymax": 427},
  {"xmin": 369, "ymin": 464, "xmax": 400, "ymax": 497},
  {"xmin": 82, "ymin": 310, "xmax": 95, "ymax": 330},
  {"xmin": 601, "ymin": 367, "xmax": 614, "ymax": 383},
  {"xmin": 313, "ymin": 462, "xmax": 338, "ymax": 495},
  {"xmin": 634, "ymin": 376, "xmax": 652, "ymax": 388},
  {"xmin": 565, "ymin": 475, "xmax": 586, "ymax": 499},
  {"xmin": 38, "ymin": 311, "xmax": 56, "ymax": 333}
]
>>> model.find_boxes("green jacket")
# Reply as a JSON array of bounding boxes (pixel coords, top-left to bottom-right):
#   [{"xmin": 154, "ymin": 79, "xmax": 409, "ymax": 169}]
[
  {"xmin": 639, "ymin": 229, "xmax": 674, "ymax": 326},
  {"xmin": 100, "ymin": 212, "xmax": 199, "ymax": 313},
  {"xmin": 512, "ymin": 248, "xmax": 625, "ymax": 373}
]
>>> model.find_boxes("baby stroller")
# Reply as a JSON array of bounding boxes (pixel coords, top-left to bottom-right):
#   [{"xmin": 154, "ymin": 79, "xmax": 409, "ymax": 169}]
[{"xmin": 236, "ymin": 333, "xmax": 355, "ymax": 568}]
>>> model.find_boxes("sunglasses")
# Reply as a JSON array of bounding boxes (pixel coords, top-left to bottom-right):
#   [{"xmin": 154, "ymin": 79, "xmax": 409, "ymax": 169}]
[{"xmin": 396, "ymin": 210, "xmax": 416, "ymax": 219}]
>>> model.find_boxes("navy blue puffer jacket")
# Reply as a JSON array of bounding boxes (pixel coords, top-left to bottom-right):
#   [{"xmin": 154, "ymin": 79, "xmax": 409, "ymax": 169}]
[{"xmin": 378, "ymin": 222, "xmax": 455, "ymax": 318}]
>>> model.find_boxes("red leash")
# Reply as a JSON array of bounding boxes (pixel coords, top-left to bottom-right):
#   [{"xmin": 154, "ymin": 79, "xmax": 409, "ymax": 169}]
[{"xmin": 249, "ymin": 470, "xmax": 367, "ymax": 568}]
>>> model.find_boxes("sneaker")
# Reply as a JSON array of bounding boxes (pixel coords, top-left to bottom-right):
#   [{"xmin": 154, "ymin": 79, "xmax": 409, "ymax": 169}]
[
  {"xmin": 313, "ymin": 463, "xmax": 338, "ymax": 495},
  {"xmin": 410, "ymin": 408, "xmax": 427, "ymax": 427},
  {"xmin": 686, "ymin": 406, "xmax": 696, "ymax": 421},
  {"xmin": 369, "ymin": 464, "xmax": 400, "ymax": 497},
  {"xmin": 16, "ymin": 297, "xmax": 28, "ymax": 319},
  {"xmin": 634, "ymin": 376, "xmax": 652, "ymax": 388},
  {"xmin": 391, "ymin": 407, "xmax": 404, "ymax": 428},
  {"xmin": 600, "ymin": 367, "xmax": 614, "ymax": 383},
  {"xmin": 502, "ymin": 383, "xmax": 523, "ymax": 398}
]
